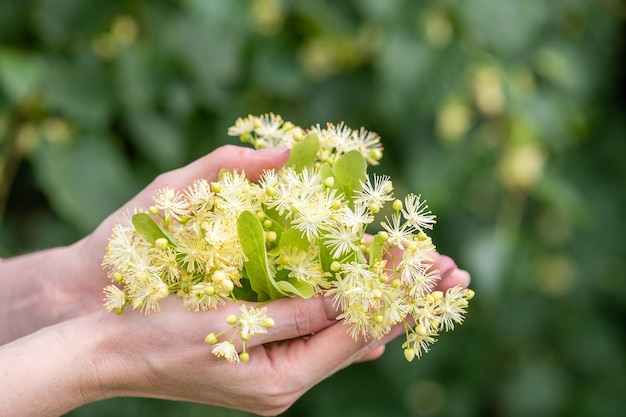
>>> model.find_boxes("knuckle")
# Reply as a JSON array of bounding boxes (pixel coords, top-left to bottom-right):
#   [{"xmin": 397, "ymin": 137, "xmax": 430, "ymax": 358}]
[{"xmin": 291, "ymin": 300, "xmax": 315, "ymax": 336}]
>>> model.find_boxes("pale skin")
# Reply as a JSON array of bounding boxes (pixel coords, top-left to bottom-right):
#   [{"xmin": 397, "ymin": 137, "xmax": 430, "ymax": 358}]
[{"xmin": 0, "ymin": 145, "xmax": 471, "ymax": 417}]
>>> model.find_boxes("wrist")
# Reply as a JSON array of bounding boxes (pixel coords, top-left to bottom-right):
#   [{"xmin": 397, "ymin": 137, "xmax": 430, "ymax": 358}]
[
  {"xmin": 0, "ymin": 241, "xmax": 96, "ymax": 343},
  {"xmin": 0, "ymin": 314, "xmax": 114, "ymax": 416}
]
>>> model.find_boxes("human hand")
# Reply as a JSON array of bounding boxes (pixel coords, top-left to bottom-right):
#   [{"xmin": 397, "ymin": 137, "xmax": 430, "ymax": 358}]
[
  {"xmin": 0, "ymin": 146, "xmax": 291, "ymax": 344},
  {"xmin": 69, "ymin": 145, "xmax": 293, "ymax": 317},
  {"xmin": 0, "ymin": 254, "xmax": 468, "ymax": 417},
  {"xmin": 80, "ymin": 254, "xmax": 470, "ymax": 416}
]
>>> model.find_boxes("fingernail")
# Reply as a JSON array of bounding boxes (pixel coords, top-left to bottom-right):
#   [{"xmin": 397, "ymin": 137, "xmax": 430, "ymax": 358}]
[
  {"xmin": 323, "ymin": 296, "xmax": 341, "ymax": 321},
  {"xmin": 253, "ymin": 147, "xmax": 290, "ymax": 159},
  {"xmin": 438, "ymin": 255, "xmax": 458, "ymax": 278}
]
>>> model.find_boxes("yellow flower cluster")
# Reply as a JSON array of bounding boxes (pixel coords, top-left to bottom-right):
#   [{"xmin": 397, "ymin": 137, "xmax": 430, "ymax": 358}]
[{"xmin": 102, "ymin": 113, "xmax": 474, "ymax": 363}]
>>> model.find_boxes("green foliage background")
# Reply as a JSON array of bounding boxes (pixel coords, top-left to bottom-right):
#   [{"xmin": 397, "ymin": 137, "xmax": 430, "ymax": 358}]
[{"xmin": 1, "ymin": 0, "xmax": 625, "ymax": 416}]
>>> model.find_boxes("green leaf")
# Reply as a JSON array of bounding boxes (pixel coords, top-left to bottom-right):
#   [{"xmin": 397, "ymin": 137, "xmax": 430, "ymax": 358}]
[
  {"xmin": 333, "ymin": 150, "xmax": 367, "ymax": 203},
  {"xmin": 279, "ymin": 227, "xmax": 310, "ymax": 251},
  {"xmin": 275, "ymin": 278, "xmax": 315, "ymax": 298},
  {"xmin": 273, "ymin": 269, "xmax": 315, "ymax": 299},
  {"xmin": 132, "ymin": 213, "xmax": 176, "ymax": 245},
  {"xmin": 286, "ymin": 132, "xmax": 320, "ymax": 172},
  {"xmin": 232, "ymin": 278, "xmax": 257, "ymax": 302},
  {"xmin": 369, "ymin": 234, "xmax": 385, "ymax": 267},
  {"xmin": 317, "ymin": 232, "xmax": 334, "ymax": 273},
  {"xmin": 237, "ymin": 210, "xmax": 280, "ymax": 301}
]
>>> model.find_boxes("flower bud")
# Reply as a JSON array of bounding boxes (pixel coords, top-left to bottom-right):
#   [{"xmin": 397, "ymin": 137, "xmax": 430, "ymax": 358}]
[
  {"xmin": 240, "ymin": 352, "xmax": 250, "ymax": 362},
  {"xmin": 374, "ymin": 314, "xmax": 384, "ymax": 324},
  {"xmin": 263, "ymin": 219, "xmax": 273, "ymax": 229},
  {"xmin": 466, "ymin": 289, "xmax": 475, "ymax": 300},
  {"xmin": 330, "ymin": 261, "xmax": 342, "ymax": 272},
  {"xmin": 323, "ymin": 176, "xmax": 335, "ymax": 188},
  {"xmin": 431, "ymin": 290, "xmax": 444, "ymax": 301},
  {"xmin": 221, "ymin": 279, "xmax": 234, "ymax": 293},
  {"xmin": 266, "ymin": 231, "xmax": 277, "ymax": 242},
  {"xmin": 148, "ymin": 206, "xmax": 159, "ymax": 215},
  {"xmin": 393, "ymin": 199, "xmax": 403, "ymax": 211},
  {"xmin": 204, "ymin": 333, "xmax": 218, "ymax": 344},
  {"xmin": 369, "ymin": 203, "xmax": 380, "ymax": 214},
  {"xmin": 263, "ymin": 317, "xmax": 275, "ymax": 328},
  {"xmin": 378, "ymin": 231, "xmax": 389, "ymax": 242},
  {"xmin": 370, "ymin": 149, "xmax": 383, "ymax": 161},
  {"xmin": 404, "ymin": 348, "xmax": 416, "ymax": 362},
  {"xmin": 415, "ymin": 323, "xmax": 428, "ymax": 336},
  {"xmin": 113, "ymin": 272, "xmax": 124, "ymax": 283},
  {"xmin": 226, "ymin": 314, "xmax": 238, "ymax": 325},
  {"xmin": 210, "ymin": 182, "xmax": 221, "ymax": 193},
  {"xmin": 155, "ymin": 238, "xmax": 168, "ymax": 250},
  {"xmin": 212, "ymin": 270, "xmax": 227, "ymax": 284}
]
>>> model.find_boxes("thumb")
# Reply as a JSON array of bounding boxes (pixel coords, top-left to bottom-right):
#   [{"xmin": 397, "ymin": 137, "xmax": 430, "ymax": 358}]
[
  {"xmin": 162, "ymin": 145, "xmax": 291, "ymax": 187},
  {"xmin": 128, "ymin": 145, "xmax": 290, "ymax": 210},
  {"xmin": 206, "ymin": 145, "xmax": 290, "ymax": 181}
]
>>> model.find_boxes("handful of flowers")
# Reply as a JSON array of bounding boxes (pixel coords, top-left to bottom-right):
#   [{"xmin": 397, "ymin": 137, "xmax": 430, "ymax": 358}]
[{"xmin": 102, "ymin": 113, "xmax": 473, "ymax": 363}]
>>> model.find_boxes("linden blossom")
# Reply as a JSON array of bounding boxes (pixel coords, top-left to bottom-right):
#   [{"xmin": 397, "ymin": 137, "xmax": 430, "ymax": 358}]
[{"xmin": 101, "ymin": 113, "xmax": 474, "ymax": 363}]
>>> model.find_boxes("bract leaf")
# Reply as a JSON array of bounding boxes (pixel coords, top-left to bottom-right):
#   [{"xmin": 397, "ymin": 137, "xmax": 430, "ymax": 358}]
[
  {"xmin": 286, "ymin": 132, "xmax": 319, "ymax": 172},
  {"xmin": 237, "ymin": 210, "xmax": 280, "ymax": 301},
  {"xmin": 369, "ymin": 234, "xmax": 385, "ymax": 267},
  {"xmin": 132, "ymin": 213, "xmax": 177, "ymax": 245},
  {"xmin": 275, "ymin": 278, "xmax": 315, "ymax": 298},
  {"xmin": 333, "ymin": 150, "xmax": 367, "ymax": 203},
  {"xmin": 279, "ymin": 227, "xmax": 310, "ymax": 251}
]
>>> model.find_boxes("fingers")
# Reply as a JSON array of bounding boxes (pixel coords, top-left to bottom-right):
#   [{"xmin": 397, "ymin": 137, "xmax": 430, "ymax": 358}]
[
  {"xmin": 437, "ymin": 268, "xmax": 471, "ymax": 292},
  {"xmin": 353, "ymin": 345, "xmax": 386, "ymax": 363},
  {"xmin": 282, "ymin": 316, "xmax": 406, "ymax": 385},
  {"xmin": 431, "ymin": 254, "xmax": 471, "ymax": 292},
  {"xmin": 252, "ymin": 296, "xmax": 337, "ymax": 345},
  {"xmin": 166, "ymin": 145, "xmax": 291, "ymax": 187},
  {"xmin": 130, "ymin": 145, "xmax": 290, "ymax": 210}
]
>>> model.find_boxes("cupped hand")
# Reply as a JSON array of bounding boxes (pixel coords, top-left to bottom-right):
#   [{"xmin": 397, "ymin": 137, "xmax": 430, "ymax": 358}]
[
  {"xmin": 91, "ymin": 254, "xmax": 469, "ymax": 416},
  {"xmin": 67, "ymin": 146, "xmax": 291, "ymax": 315}
]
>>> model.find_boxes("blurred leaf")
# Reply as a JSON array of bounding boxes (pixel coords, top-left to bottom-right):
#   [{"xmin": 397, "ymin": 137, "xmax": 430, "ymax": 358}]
[
  {"xmin": 30, "ymin": 136, "xmax": 139, "ymax": 233},
  {"xmin": 42, "ymin": 58, "xmax": 114, "ymax": 127},
  {"xmin": 0, "ymin": 51, "xmax": 42, "ymax": 104},
  {"xmin": 125, "ymin": 111, "xmax": 187, "ymax": 170}
]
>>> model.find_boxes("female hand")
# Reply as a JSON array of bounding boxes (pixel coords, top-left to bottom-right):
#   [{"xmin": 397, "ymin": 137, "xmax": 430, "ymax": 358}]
[
  {"xmin": 0, "ymin": 145, "xmax": 291, "ymax": 342},
  {"xmin": 0, "ymin": 253, "xmax": 469, "ymax": 417}
]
